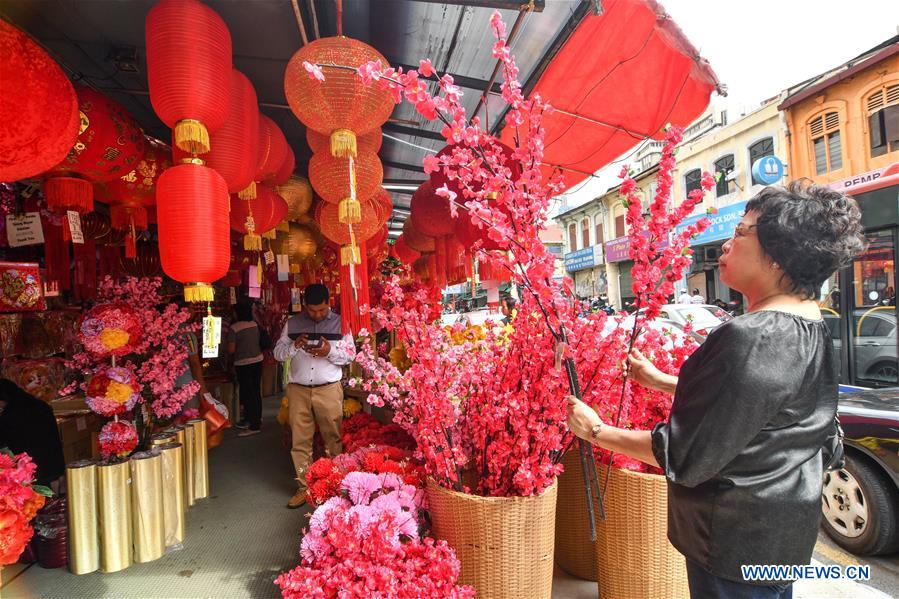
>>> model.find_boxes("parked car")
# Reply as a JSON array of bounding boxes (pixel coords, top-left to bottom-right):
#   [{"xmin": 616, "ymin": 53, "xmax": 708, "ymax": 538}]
[
  {"xmin": 440, "ymin": 309, "xmax": 502, "ymax": 327},
  {"xmin": 823, "ymin": 308, "xmax": 898, "ymax": 386},
  {"xmin": 821, "ymin": 386, "xmax": 899, "ymax": 556},
  {"xmin": 602, "ymin": 315, "xmax": 698, "ymax": 350},
  {"xmin": 641, "ymin": 304, "xmax": 733, "ymax": 342}
]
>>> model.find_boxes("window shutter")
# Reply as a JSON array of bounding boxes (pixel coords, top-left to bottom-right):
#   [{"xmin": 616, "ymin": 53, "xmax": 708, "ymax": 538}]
[
  {"xmin": 810, "ymin": 116, "xmax": 824, "ymax": 137},
  {"xmin": 825, "ymin": 112, "xmax": 840, "ymax": 131},
  {"xmin": 868, "ymin": 89, "xmax": 885, "ymax": 114},
  {"xmin": 887, "ymin": 84, "xmax": 899, "ymax": 106}
]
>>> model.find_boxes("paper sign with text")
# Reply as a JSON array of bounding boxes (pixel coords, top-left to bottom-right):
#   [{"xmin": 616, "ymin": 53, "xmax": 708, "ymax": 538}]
[{"xmin": 6, "ymin": 213, "xmax": 44, "ymax": 247}]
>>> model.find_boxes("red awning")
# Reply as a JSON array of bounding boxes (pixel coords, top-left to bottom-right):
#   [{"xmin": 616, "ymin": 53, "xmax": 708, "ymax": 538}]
[{"xmin": 501, "ymin": 0, "xmax": 721, "ymax": 192}]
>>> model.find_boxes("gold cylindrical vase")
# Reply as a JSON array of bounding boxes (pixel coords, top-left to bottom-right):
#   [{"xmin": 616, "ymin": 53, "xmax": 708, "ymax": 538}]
[
  {"xmin": 66, "ymin": 460, "xmax": 99, "ymax": 575},
  {"xmin": 182, "ymin": 423, "xmax": 196, "ymax": 507},
  {"xmin": 188, "ymin": 419, "xmax": 209, "ymax": 500},
  {"xmin": 159, "ymin": 443, "xmax": 186, "ymax": 547},
  {"xmin": 97, "ymin": 460, "xmax": 132, "ymax": 573},
  {"xmin": 151, "ymin": 432, "xmax": 175, "ymax": 447},
  {"xmin": 130, "ymin": 451, "xmax": 165, "ymax": 563}
]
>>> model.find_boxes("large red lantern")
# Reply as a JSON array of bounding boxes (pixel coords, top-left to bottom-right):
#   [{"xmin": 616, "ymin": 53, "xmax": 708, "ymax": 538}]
[
  {"xmin": 284, "ymin": 37, "xmax": 393, "ymax": 158},
  {"xmin": 273, "ymin": 145, "xmax": 295, "ymax": 187},
  {"xmin": 410, "ymin": 180, "xmax": 453, "ymax": 237},
  {"xmin": 257, "ymin": 115, "xmax": 289, "ymax": 185},
  {"xmin": 392, "ymin": 235, "xmax": 420, "ymax": 265},
  {"xmin": 0, "ymin": 20, "xmax": 80, "ymax": 182},
  {"xmin": 45, "ymin": 87, "xmax": 146, "ymax": 213},
  {"xmin": 98, "ymin": 136, "xmax": 171, "ymax": 207},
  {"xmin": 402, "ymin": 218, "xmax": 435, "ymax": 253},
  {"xmin": 315, "ymin": 199, "xmax": 381, "ymax": 266},
  {"xmin": 157, "ymin": 162, "xmax": 230, "ymax": 302},
  {"xmin": 146, "ymin": 0, "xmax": 231, "ymax": 155},
  {"xmin": 230, "ymin": 185, "xmax": 288, "ymax": 249},
  {"xmin": 308, "ymin": 149, "xmax": 383, "ymax": 223}
]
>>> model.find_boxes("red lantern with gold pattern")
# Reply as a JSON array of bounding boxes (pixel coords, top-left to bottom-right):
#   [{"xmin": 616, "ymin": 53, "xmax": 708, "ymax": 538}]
[
  {"xmin": 402, "ymin": 218, "xmax": 435, "ymax": 254},
  {"xmin": 146, "ymin": 0, "xmax": 231, "ymax": 155},
  {"xmin": 0, "ymin": 20, "xmax": 80, "ymax": 182},
  {"xmin": 45, "ymin": 86, "xmax": 146, "ymax": 213},
  {"xmin": 98, "ymin": 136, "xmax": 171, "ymax": 207},
  {"xmin": 157, "ymin": 162, "xmax": 230, "ymax": 302},
  {"xmin": 284, "ymin": 37, "xmax": 393, "ymax": 158},
  {"xmin": 306, "ymin": 128, "xmax": 382, "ymax": 156},
  {"xmin": 308, "ymin": 149, "xmax": 383, "ymax": 223}
]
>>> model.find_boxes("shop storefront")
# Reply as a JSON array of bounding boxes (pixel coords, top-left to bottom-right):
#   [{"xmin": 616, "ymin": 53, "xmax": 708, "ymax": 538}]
[
  {"xmin": 604, "ymin": 232, "xmax": 670, "ymax": 309},
  {"xmin": 563, "ymin": 245, "xmax": 605, "ymax": 299},
  {"xmin": 675, "ymin": 200, "xmax": 747, "ymax": 306}
]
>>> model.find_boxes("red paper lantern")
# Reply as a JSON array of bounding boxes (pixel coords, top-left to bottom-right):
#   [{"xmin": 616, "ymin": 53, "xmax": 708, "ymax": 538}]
[
  {"xmin": 0, "ymin": 20, "xmax": 80, "ymax": 182},
  {"xmin": 98, "ymin": 136, "xmax": 171, "ymax": 207},
  {"xmin": 373, "ymin": 188, "xmax": 394, "ymax": 226},
  {"xmin": 45, "ymin": 86, "xmax": 146, "ymax": 213},
  {"xmin": 157, "ymin": 162, "xmax": 230, "ymax": 301},
  {"xmin": 402, "ymin": 218, "xmax": 435, "ymax": 253},
  {"xmin": 146, "ymin": 0, "xmax": 231, "ymax": 155},
  {"xmin": 316, "ymin": 199, "xmax": 382, "ymax": 245},
  {"xmin": 230, "ymin": 184, "xmax": 289, "ymax": 249},
  {"xmin": 410, "ymin": 180, "xmax": 454, "ymax": 237},
  {"xmin": 309, "ymin": 149, "xmax": 383, "ymax": 205},
  {"xmin": 284, "ymin": 37, "xmax": 394, "ymax": 157},
  {"xmin": 273, "ymin": 145, "xmax": 295, "ymax": 187},
  {"xmin": 392, "ymin": 235, "xmax": 420, "ymax": 265},
  {"xmin": 257, "ymin": 115, "xmax": 289, "ymax": 185}
]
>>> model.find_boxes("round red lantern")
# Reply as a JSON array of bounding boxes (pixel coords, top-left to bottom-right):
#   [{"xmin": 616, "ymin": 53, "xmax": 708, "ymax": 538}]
[
  {"xmin": 276, "ymin": 175, "xmax": 313, "ymax": 220},
  {"xmin": 392, "ymin": 235, "xmax": 420, "ymax": 265},
  {"xmin": 98, "ymin": 136, "xmax": 171, "ymax": 207},
  {"xmin": 309, "ymin": 149, "xmax": 382, "ymax": 224},
  {"xmin": 45, "ymin": 86, "xmax": 146, "ymax": 213},
  {"xmin": 230, "ymin": 184, "xmax": 289, "ymax": 249},
  {"xmin": 257, "ymin": 115, "xmax": 289, "ymax": 185},
  {"xmin": 284, "ymin": 37, "xmax": 394, "ymax": 157},
  {"xmin": 0, "ymin": 20, "xmax": 80, "ymax": 182},
  {"xmin": 146, "ymin": 0, "xmax": 231, "ymax": 155},
  {"xmin": 316, "ymin": 199, "xmax": 381, "ymax": 265},
  {"xmin": 273, "ymin": 145, "xmax": 295, "ymax": 187},
  {"xmin": 402, "ymin": 218, "xmax": 435, "ymax": 253},
  {"xmin": 410, "ymin": 180, "xmax": 454, "ymax": 237},
  {"xmin": 156, "ymin": 162, "xmax": 230, "ymax": 302},
  {"xmin": 373, "ymin": 188, "xmax": 394, "ymax": 226}
]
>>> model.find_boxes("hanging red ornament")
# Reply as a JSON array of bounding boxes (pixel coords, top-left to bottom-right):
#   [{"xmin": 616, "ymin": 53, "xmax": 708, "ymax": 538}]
[
  {"xmin": 272, "ymin": 145, "xmax": 295, "ymax": 187},
  {"xmin": 156, "ymin": 162, "xmax": 230, "ymax": 301},
  {"xmin": 402, "ymin": 218, "xmax": 435, "ymax": 253},
  {"xmin": 146, "ymin": 0, "xmax": 231, "ymax": 155},
  {"xmin": 392, "ymin": 235, "xmax": 420, "ymax": 265},
  {"xmin": 284, "ymin": 37, "xmax": 393, "ymax": 157},
  {"xmin": 308, "ymin": 149, "xmax": 383, "ymax": 208},
  {"xmin": 230, "ymin": 184, "xmax": 289, "ymax": 250},
  {"xmin": 98, "ymin": 136, "xmax": 171, "ymax": 207},
  {"xmin": 257, "ymin": 115, "xmax": 289, "ymax": 184},
  {"xmin": 0, "ymin": 20, "xmax": 80, "ymax": 182}
]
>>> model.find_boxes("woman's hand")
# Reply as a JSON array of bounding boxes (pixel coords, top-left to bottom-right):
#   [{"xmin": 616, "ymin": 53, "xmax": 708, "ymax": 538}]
[
  {"xmin": 566, "ymin": 396, "xmax": 602, "ymax": 441},
  {"xmin": 626, "ymin": 348, "xmax": 664, "ymax": 389}
]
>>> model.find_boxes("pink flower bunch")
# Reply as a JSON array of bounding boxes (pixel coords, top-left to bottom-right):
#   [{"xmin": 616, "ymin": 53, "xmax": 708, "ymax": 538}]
[{"xmin": 98, "ymin": 420, "xmax": 139, "ymax": 460}]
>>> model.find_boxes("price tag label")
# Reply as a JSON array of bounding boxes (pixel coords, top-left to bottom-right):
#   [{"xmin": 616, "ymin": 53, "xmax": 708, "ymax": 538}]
[
  {"xmin": 276, "ymin": 254, "xmax": 289, "ymax": 281},
  {"xmin": 264, "ymin": 250, "xmax": 275, "ymax": 265},
  {"xmin": 202, "ymin": 314, "xmax": 222, "ymax": 358},
  {"xmin": 6, "ymin": 213, "xmax": 44, "ymax": 247},
  {"xmin": 67, "ymin": 211, "xmax": 84, "ymax": 244}
]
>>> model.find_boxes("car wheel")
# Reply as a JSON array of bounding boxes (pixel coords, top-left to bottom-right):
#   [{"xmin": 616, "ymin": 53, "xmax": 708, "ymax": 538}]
[
  {"xmin": 868, "ymin": 361, "xmax": 899, "ymax": 384},
  {"xmin": 821, "ymin": 454, "xmax": 899, "ymax": 555}
]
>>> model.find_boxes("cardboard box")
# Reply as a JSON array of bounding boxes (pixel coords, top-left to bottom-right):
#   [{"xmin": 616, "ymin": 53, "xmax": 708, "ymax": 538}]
[{"xmin": 56, "ymin": 413, "xmax": 103, "ymax": 464}]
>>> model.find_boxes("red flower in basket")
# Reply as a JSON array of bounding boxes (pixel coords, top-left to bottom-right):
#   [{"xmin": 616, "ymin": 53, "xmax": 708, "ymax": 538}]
[
  {"xmin": 79, "ymin": 302, "xmax": 143, "ymax": 358},
  {"xmin": 85, "ymin": 365, "xmax": 142, "ymax": 417}
]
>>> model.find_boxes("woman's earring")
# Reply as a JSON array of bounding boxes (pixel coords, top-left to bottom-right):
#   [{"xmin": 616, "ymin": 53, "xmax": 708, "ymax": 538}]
[{"xmin": 772, "ymin": 262, "xmax": 781, "ymax": 270}]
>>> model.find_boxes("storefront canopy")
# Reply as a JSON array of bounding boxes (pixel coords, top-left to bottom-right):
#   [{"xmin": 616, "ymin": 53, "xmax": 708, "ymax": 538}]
[{"xmin": 499, "ymin": 0, "xmax": 722, "ymax": 192}]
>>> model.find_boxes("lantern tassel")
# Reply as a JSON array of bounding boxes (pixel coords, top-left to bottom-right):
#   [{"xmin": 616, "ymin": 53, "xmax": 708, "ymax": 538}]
[
  {"xmin": 184, "ymin": 283, "xmax": 214, "ymax": 303},
  {"xmin": 262, "ymin": 229, "xmax": 276, "ymax": 240},
  {"xmin": 125, "ymin": 233, "xmax": 137, "ymax": 259},
  {"xmin": 330, "ymin": 129, "xmax": 357, "ymax": 158},
  {"xmin": 340, "ymin": 244, "xmax": 361, "ymax": 266},
  {"xmin": 238, "ymin": 181, "xmax": 257, "ymax": 200},
  {"xmin": 174, "ymin": 119, "xmax": 211, "ymax": 155},
  {"xmin": 338, "ymin": 198, "xmax": 361, "ymax": 224},
  {"xmin": 257, "ymin": 256, "xmax": 263, "ymax": 286},
  {"xmin": 244, "ymin": 233, "xmax": 262, "ymax": 251}
]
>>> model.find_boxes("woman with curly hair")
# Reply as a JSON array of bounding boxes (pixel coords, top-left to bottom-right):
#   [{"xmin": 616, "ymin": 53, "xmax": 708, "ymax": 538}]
[{"xmin": 567, "ymin": 181, "xmax": 867, "ymax": 599}]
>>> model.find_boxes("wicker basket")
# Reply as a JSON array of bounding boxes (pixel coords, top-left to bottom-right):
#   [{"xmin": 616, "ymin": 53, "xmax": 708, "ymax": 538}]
[
  {"xmin": 554, "ymin": 450, "xmax": 599, "ymax": 581},
  {"xmin": 426, "ymin": 478, "xmax": 558, "ymax": 599},
  {"xmin": 595, "ymin": 464, "xmax": 688, "ymax": 599}
]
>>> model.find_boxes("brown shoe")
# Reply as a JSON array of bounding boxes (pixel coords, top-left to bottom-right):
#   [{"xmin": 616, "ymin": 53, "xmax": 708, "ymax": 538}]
[{"xmin": 287, "ymin": 490, "xmax": 307, "ymax": 509}]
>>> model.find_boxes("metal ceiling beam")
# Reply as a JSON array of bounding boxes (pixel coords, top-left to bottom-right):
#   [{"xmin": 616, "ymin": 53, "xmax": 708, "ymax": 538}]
[
  {"xmin": 490, "ymin": 0, "xmax": 591, "ymax": 135},
  {"xmin": 382, "ymin": 122, "xmax": 445, "ymax": 141},
  {"xmin": 408, "ymin": 1, "xmax": 545, "ymax": 12},
  {"xmin": 384, "ymin": 178, "xmax": 427, "ymax": 185},
  {"xmin": 382, "ymin": 159, "xmax": 425, "ymax": 173}
]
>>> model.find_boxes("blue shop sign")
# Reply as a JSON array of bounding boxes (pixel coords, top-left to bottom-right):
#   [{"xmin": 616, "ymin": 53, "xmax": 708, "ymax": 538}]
[
  {"xmin": 564, "ymin": 247, "xmax": 596, "ymax": 272},
  {"xmin": 676, "ymin": 200, "xmax": 747, "ymax": 246},
  {"xmin": 751, "ymin": 156, "xmax": 784, "ymax": 185}
]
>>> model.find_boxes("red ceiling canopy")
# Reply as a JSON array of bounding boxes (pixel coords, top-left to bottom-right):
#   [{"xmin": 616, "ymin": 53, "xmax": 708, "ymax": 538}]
[{"xmin": 502, "ymin": 0, "xmax": 722, "ymax": 192}]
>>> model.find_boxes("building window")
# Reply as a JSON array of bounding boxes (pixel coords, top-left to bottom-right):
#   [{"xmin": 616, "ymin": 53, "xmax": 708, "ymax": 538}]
[
  {"xmin": 568, "ymin": 223, "xmax": 578, "ymax": 251},
  {"xmin": 714, "ymin": 154, "xmax": 736, "ymax": 197},
  {"xmin": 581, "ymin": 218, "xmax": 590, "ymax": 248},
  {"xmin": 594, "ymin": 218, "xmax": 604, "ymax": 245},
  {"xmin": 614, "ymin": 215, "xmax": 625, "ymax": 238},
  {"xmin": 809, "ymin": 111, "xmax": 842, "ymax": 174},
  {"xmin": 684, "ymin": 168, "xmax": 701, "ymax": 197},
  {"xmin": 867, "ymin": 84, "xmax": 899, "ymax": 158},
  {"xmin": 749, "ymin": 137, "xmax": 775, "ymax": 185}
]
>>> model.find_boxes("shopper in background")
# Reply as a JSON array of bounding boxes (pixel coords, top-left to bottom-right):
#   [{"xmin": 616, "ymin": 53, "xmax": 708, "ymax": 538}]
[
  {"xmin": 678, "ymin": 289, "xmax": 692, "ymax": 304},
  {"xmin": 690, "ymin": 288, "xmax": 705, "ymax": 304},
  {"xmin": 228, "ymin": 301, "xmax": 264, "ymax": 437},
  {"xmin": 274, "ymin": 284, "xmax": 354, "ymax": 509},
  {"xmin": 500, "ymin": 296, "xmax": 517, "ymax": 325}
]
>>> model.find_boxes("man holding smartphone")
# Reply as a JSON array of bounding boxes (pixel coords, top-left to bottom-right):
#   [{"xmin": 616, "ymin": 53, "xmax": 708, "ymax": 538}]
[{"xmin": 273, "ymin": 283, "xmax": 354, "ymax": 509}]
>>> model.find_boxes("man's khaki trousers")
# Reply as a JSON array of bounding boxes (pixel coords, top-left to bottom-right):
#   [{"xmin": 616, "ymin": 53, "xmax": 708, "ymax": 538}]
[{"xmin": 287, "ymin": 381, "xmax": 343, "ymax": 491}]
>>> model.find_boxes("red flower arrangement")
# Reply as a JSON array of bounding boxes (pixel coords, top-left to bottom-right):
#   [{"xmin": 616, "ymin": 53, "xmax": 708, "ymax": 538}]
[
  {"xmin": 85, "ymin": 365, "xmax": 142, "ymax": 417},
  {"xmin": 98, "ymin": 420, "xmax": 139, "ymax": 459},
  {"xmin": 306, "ymin": 444, "xmax": 425, "ymax": 506},
  {"xmin": 78, "ymin": 302, "xmax": 143, "ymax": 357},
  {"xmin": 0, "ymin": 450, "xmax": 52, "ymax": 565}
]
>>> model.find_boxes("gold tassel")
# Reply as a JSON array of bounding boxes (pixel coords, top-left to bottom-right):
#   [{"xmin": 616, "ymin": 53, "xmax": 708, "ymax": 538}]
[
  {"xmin": 244, "ymin": 233, "xmax": 262, "ymax": 251},
  {"xmin": 238, "ymin": 181, "xmax": 257, "ymax": 200},
  {"xmin": 256, "ymin": 257, "xmax": 263, "ymax": 285},
  {"xmin": 184, "ymin": 283, "xmax": 214, "ymax": 303},
  {"xmin": 338, "ymin": 198, "xmax": 362, "ymax": 224},
  {"xmin": 289, "ymin": 263, "xmax": 300, "ymax": 274},
  {"xmin": 330, "ymin": 129, "xmax": 357, "ymax": 158},
  {"xmin": 341, "ymin": 244, "xmax": 361, "ymax": 266},
  {"xmin": 174, "ymin": 119, "xmax": 210, "ymax": 155}
]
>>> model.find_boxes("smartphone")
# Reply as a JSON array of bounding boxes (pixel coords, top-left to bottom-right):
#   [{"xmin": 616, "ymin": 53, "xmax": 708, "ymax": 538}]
[{"xmin": 304, "ymin": 339, "xmax": 324, "ymax": 349}]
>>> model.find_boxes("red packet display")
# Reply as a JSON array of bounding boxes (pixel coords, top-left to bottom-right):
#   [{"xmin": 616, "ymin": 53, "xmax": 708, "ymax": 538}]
[{"xmin": 0, "ymin": 262, "xmax": 45, "ymax": 312}]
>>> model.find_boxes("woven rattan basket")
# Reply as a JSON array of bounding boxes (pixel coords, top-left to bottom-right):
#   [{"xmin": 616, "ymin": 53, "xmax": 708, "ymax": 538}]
[
  {"xmin": 426, "ymin": 478, "xmax": 558, "ymax": 599},
  {"xmin": 554, "ymin": 450, "xmax": 599, "ymax": 581},
  {"xmin": 595, "ymin": 464, "xmax": 688, "ymax": 599}
]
